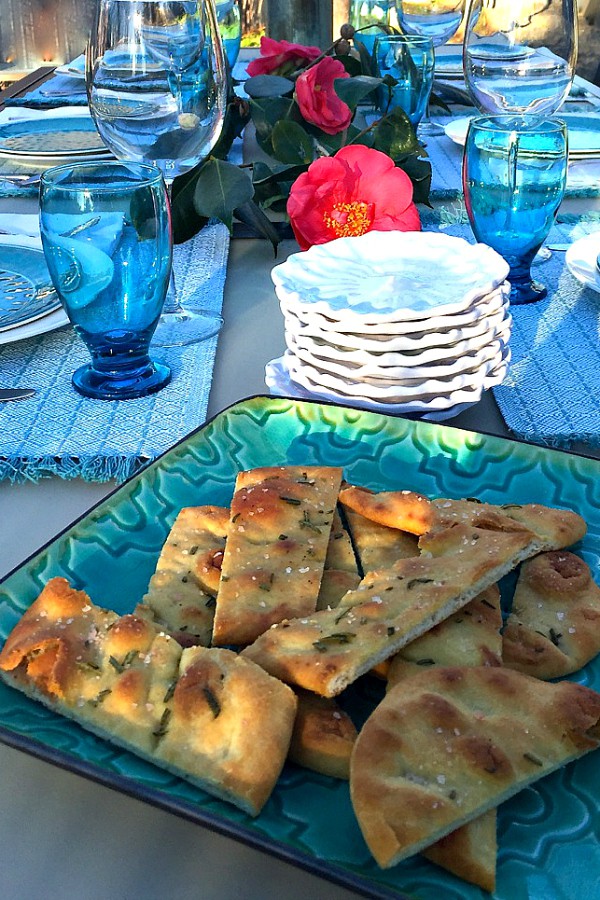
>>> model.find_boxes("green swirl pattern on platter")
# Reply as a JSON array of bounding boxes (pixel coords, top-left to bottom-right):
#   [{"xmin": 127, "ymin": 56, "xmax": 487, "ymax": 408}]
[{"xmin": 1, "ymin": 396, "xmax": 599, "ymax": 900}]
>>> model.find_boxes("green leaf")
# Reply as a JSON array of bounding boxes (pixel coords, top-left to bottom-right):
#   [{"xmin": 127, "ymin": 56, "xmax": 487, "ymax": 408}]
[
  {"xmin": 429, "ymin": 89, "xmax": 452, "ymax": 115},
  {"xmin": 352, "ymin": 37, "xmax": 377, "ymax": 76},
  {"xmin": 192, "ymin": 158, "xmax": 254, "ymax": 231},
  {"xmin": 398, "ymin": 154, "xmax": 433, "ymax": 206},
  {"xmin": 271, "ymin": 120, "xmax": 314, "ymax": 165},
  {"xmin": 245, "ymin": 74, "xmax": 295, "ymax": 98},
  {"xmin": 334, "ymin": 75, "xmax": 382, "ymax": 111},
  {"xmin": 372, "ymin": 106, "xmax": 422, "ymax": 159},
  {"xmin": 249, "ymin": 97, "xmax": 299, "ymax": 158},
  {"xmin": 336, "ymin": 54, "xmax": 363, "ymax": 77},
  {"xmin": 233, "ymin": 200, "xmax": 282, "ymax": 253}
]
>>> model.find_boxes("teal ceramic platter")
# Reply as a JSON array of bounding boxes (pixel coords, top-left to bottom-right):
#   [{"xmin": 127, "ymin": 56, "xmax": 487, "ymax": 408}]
[{"xmin": 1, "ymin": 396, "xmax": 599, "ymax": 900}]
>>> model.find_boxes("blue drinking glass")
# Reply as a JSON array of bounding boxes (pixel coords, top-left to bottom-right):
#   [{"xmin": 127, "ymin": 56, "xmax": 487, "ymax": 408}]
[
  {"xmin": 40, "ymin": 161, "xmax": 172, "ymax": 400},
  {"xmin": 373, "ymin": 33, "xmax": 434, "ymax": 127},
  {"xmin": 350, "ymin": 0, "xmax": 397, "ymax": 58},
  {"xmin": 216, "ymin": 0, "xmax": 242, "ymax": 69},
  {"xmin": 462, "ymin": 115, "xmax": 568, "ymax": 305}
]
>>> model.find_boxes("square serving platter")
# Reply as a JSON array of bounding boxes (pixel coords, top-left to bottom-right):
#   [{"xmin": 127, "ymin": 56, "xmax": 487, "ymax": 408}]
[{"xmin": 1, "ymin": 396, "xmax": 599, "ymax": 900}]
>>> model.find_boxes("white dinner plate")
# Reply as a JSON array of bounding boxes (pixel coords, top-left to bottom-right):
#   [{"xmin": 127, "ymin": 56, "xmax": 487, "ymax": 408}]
[
  {"xmin": 565, "ymin": 232, "xmax": 600, "ymax": 294},
  {"xmin": 445, "ymin": 113, "xmax": 600, "ymax": 159},
  {"xmin": 0, "ymin": 235, "xmax": 69, "ymax": 345}
]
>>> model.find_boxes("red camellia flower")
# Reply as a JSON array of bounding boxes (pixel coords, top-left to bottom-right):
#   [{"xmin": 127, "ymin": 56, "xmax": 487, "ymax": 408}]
[
  {"xmin": 295, "ymin": 56, "xmax": 352, "ymax": 136},
  {"xmin": 287, "ymin": 145, "xmax": 422, "ymax": 251},
  {"xmin": 246, "ymin": 37, "xmax": 322, "ymax": 78}
]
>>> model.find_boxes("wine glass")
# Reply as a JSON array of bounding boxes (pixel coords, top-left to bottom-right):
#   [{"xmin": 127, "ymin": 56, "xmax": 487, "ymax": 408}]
[
  {"xmin": 463, "ymin": 0, "xmax": 578, "ymax": 117},
  {"xmin": 87, "ymin": 0, "xmax": 228, "ymax": 348},
  {"xmin": 463, "ymin": 0, "xmax": 577, "ymax": 264},
  {"xmin": 395, "ymin": 0, "xmax": 466, "ymax": 134}
]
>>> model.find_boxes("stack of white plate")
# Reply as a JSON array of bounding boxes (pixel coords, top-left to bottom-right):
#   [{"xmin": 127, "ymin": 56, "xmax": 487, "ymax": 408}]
[{"xmin": 266, "ymin": 230, "xmax": 512, "ymax": 421}]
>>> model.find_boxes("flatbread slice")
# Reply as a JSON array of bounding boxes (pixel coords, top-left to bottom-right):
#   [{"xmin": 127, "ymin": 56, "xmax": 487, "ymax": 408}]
[
  {"xmin": 288, "ymin": 690, "xmax": 358, "ymax": 779},
  {"xmin": 342, "ymin": 506, "xmax": 419, "ymax": 575},
  {"xmin": 386, "ymin": 585, "xmax": 502, "ymax": 893},
  {"xmin": 430, "ymin": 497, "xmax": 586, "ymax": 549},
  {"xmin": 0, "ymin": 577, "xmax": 297, "ymax": 817},
  {"xmin": 386, "ymin": 585, "xmax": 502, "ymax": 688},
  {"xmin": 339, "ymin": 485, "xmax": 435, "ymax": 535},
  {"xmin": 350, "ymin": 666, "xmax": 600, "ymax": 869},
  {"xmin": 339, "ymin": 485, "xmax": 586, "ymax": 551},
  {"xmin": 502, "ymin": 550, "xmax": 600, "ymax": 679},
  {"xmin": 243, "ymin": 520, "xmax": 545, "ymax": 697},
  {"xmin": 316, "ymin": 508, "xmax": 361, "ymax": 611},
  {"xmin": 212, "ymin": 466, "xmax": 343, "ymax": 646},
  {"xmin": 136, "ymin": 505, "xmax": 229, "ymax": 646}
]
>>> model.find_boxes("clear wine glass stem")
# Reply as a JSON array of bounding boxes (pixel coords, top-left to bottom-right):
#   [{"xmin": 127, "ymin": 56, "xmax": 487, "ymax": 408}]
[{"xmin": 162, "ymin": 179, "xmax": 183, "ymax": 317}]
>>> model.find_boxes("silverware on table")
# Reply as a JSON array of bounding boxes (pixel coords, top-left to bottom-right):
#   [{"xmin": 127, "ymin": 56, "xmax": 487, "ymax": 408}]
[
  {"xmin": 0, "ymin": 174, "xmax": 42, "ymax": 187},
  {"xmin": 596, "ymin": 252, "xmax": 600, "ymax": 275},
  {"xmin": 0, "ymin": 388, "xmax": 37, "ymax": 402}
]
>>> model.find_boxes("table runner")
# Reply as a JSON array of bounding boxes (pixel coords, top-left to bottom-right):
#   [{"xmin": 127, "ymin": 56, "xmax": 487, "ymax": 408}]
[
  {"xmin": 426, "ymin": 210, "xmax": 600, "ymax": 449},
  {"xmin": 0, "ymin": 220, "xmax": 229, "ymax": 483}
]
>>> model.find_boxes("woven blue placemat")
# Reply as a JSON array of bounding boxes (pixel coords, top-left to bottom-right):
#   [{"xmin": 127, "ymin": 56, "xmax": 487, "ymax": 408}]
[
  {"xmin": 424, "ymin": 208, "xmax": 600, "ymax": 449},
  {"xmin": 3, "ymin": 73, "xmax": 88, "ymax": 109},
  {"xmin": 0, "ymin": 220, "xmax": 229, "ymax": 483},
  {"xmin": 426, "ymin": 121, "xmax": 600, "ymax": 201}
]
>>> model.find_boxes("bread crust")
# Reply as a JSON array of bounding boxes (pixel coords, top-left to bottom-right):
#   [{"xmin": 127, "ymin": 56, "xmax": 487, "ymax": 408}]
[
  {"xmin": 0, "ymin": 577, "xmax": 297, "ymax": 816},
  {"xmin": 350, "ymin": 666, "xmax": 600, "ymax": 869},
  {"xmin": 503, "ymin": 550, "xmax": 600, "ymax": 679},
  {"xmin": 137, "ymin": 505, "xmax": 229, "ymax": 646},
  {"xmin": 212, "ymin": 466, "xmax": 343, "ymax": 646},
  {"xmin": 243, "ymin": 522, "xmax": 544, "ymax": 696}
]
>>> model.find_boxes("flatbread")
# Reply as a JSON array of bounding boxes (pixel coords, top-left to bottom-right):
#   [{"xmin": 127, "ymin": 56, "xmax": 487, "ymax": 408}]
[
  {"xmin": 430, "ymin": 497, "xmax": 586, "ymax": 549},
  {"xmin": 288, "ymin": 689, "xmax": 357, "ymax": 779},
  {"xmin": 339, "ymin": 485, "xmax": 435, "ymax": 535},
  {"xmin": 342, "ymin": 506, "xmax": 419, "ymax": 575},
  {"xmin": 243, "ymin": 520, "xmax": 545, "ymax": 697},
  {"xmin": 502, "ymin": 550, "xmax": 600, "ymax": 679},
  {"xmin": 212, "ymin": 466, "xmax": 342, "ymax": 646},
  {"xmin": 386, "ymin": 584, "xmax": 502, "ymax": 892},
  {"xmin": 339, "ymin": 486, "xmax": 586, "ymax": 552},
  {"xmin": 350, "ymin": 666, "xmax": 600, "ymax": 868},
  {"xmin": 0, "ymin": 577, "xmax": 297, "ymax": 817},
  {"xmin": 316, "ymin": 508, "xmax": 361, "ymax": 611},
  {"xmin": 136, "ymin": 505, "xmax": 229, "ymax": 646},
  {"xmin": 386, "ymin": 586, "xmax": 502, "ymax": 688}
]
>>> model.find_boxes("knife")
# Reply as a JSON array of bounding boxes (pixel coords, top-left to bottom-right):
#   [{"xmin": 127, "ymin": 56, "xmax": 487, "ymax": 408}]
[{"xmin": 0, "ymin": 388, "xmax": 36, "ymax": 402}]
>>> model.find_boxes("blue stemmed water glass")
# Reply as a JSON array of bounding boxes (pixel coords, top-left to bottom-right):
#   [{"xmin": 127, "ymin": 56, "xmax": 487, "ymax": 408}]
[
  {"xmin": 40, "ymin": 161, "xmax": 172, "ymax": 400},
  {"xmin": 373, "ymin": 33, "xmax": 435, "ymax": 128},
  {"xmin": 462, "ymin": 115, "xmax": 568, "ymax": 305},
  {"xmin": 216, "ymin": 0, "xmax": 242, "ymax": 69}
]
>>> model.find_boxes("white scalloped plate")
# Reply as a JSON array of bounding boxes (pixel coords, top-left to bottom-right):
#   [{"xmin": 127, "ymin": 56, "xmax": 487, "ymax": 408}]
[
  {"xmin": 278, "ymin": 281, "xmax": 511, "ymax": 337},
  {"xmin": 284, "ymin": 306, "xmax": 512, "ymax": 361},
  {"xmin": 271, "ymin": 231, "xmax": 510, "ymax": 323},
  {"xmin": 286, "ymin": 345, "xmax": 508, "ymax": 401},
  {"xmin": 287, "ymin": 333, "xmax": 509, "ymax": 384},
  {"xmin": 265, "ymin": 350, "xmax": 510, "ymax": 420}
]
